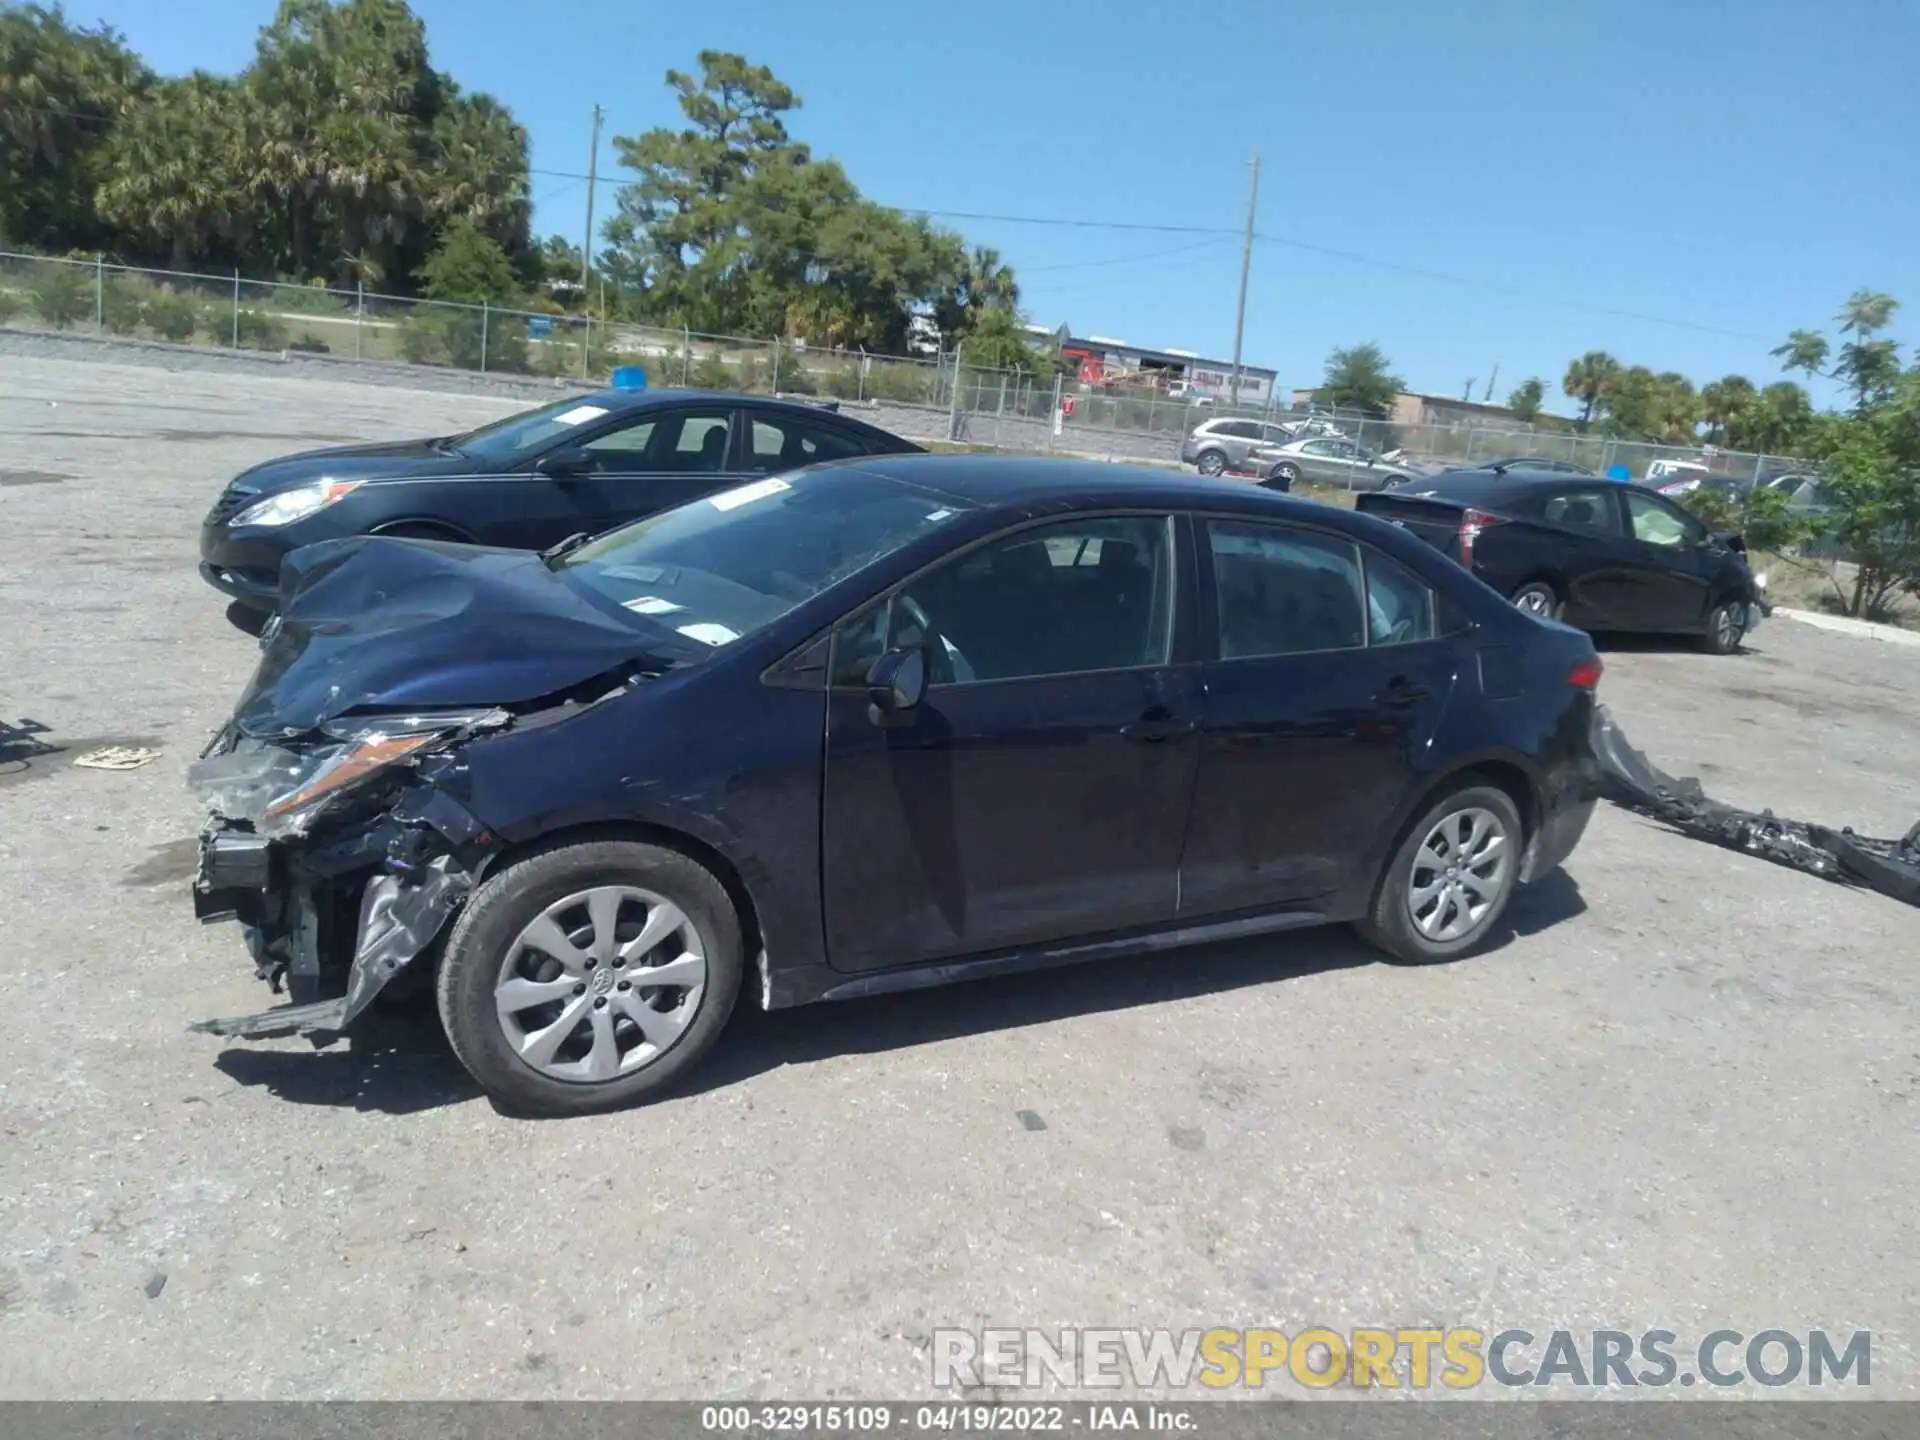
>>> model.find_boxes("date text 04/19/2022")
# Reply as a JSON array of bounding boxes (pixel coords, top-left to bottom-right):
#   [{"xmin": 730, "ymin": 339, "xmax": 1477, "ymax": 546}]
[{"xmin": 699, "ymin": 1404, "xmax": 1198, "ymax": 1433}]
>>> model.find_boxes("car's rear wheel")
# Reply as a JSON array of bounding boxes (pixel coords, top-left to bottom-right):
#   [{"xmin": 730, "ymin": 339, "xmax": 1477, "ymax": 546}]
[
  {"xmin": 436, "ymin": 837, "xmax": 743, "ymax": 1115},
  {"xmin": 1196, "ymin": 450, "xmax": 1228, "ymax": 477},
  {"xmin": 1699, "ymin": 599, "xmax": 1744, "ymax": 655},
  {"xmin": 1356, "ymin": 784, "xmax": 1525, "ymax": 965},
  {"xmin": 1269, "ymin": 462, "xmax": 1301, "ymax": 486},
  {"xmin": 1510, "ymin": 581, "xmax": 1563, "ymax": 621}
]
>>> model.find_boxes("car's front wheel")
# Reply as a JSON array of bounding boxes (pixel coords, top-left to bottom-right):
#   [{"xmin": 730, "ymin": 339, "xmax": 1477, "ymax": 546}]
[
  {"xmin": 437, "ymin": 837, "xmax": 744, "ymax": 1115},
  {"xmin": 1699, "ymin": 598, "xmax": 1744, "ymax": 655},
  {"xmin": 1196, "ymin": 450, "xmax": 1228, "ymax": 477},
  {"xmin": 1268, "ymin": 462, "xmax": 1301, "ymax": 486},
  {"xmin": 1356, "ymin": 784, "xmax": 1525, "ymax": 965}
]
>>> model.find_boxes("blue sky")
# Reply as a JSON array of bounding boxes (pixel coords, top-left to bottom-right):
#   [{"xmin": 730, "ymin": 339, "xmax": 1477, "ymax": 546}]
[{"xmin": 78, "ymin": 0, "xmax": 1918, "ymax": 411}]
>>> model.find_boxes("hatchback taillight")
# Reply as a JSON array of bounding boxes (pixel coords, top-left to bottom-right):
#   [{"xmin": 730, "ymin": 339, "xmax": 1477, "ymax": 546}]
[
  {"xmin": 1458, "ymin": 508, "xmax": 1505, "ymax": 564},
  {"xmin": 1568, "ymin": 657, "xmax": 1603, "ymax": 690}
]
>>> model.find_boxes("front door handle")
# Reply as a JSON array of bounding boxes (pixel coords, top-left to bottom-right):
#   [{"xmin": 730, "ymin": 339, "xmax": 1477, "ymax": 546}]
[{"xmin": 1375, "ymin": 677, "xmax": 1431, "ymax": 708}]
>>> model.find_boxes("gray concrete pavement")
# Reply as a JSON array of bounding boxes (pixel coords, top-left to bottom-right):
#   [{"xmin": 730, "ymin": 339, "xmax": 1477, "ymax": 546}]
[{"xmin": 0, "ymin": 357, "xmax": 1915, "ymax": 1401}]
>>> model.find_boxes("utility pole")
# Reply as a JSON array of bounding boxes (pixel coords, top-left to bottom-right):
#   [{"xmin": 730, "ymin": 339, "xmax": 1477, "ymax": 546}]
[
  {"xmin": 580, "ymin": 103, "xmax": 604, "ymax": 381},
  {"xmin": 1228, "ymin": 151, "xmax": 1261, "ymax": 408}
]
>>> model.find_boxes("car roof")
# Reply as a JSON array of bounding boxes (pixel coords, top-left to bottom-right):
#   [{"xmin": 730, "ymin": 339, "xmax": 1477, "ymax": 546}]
[
  {"xmin": 1389, "ymin": 467, "xmax": 1601, "ymax": 502},
  {"xmin": 571, "ymin": 387, "xmax": 893, "ymax": 429},
  {"xmin": 827, "ymin": 453, "xmax": 1393, "ymax": 528}
]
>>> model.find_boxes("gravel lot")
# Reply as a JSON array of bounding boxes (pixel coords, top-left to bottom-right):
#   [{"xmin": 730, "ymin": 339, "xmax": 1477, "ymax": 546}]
[{"xmin": 1, "ymin": 355, "xmax": 1916, "ymax": 1402}]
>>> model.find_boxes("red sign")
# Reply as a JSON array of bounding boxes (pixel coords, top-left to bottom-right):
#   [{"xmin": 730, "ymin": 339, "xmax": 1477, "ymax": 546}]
[{"xmin": 1060, "ymin": 396, "xmax": 1077, "ymax": 417}]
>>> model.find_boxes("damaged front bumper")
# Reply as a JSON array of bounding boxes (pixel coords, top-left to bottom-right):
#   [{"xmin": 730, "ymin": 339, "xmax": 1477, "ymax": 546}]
[
  {"xmin": 1590, "ymin": 704, "xmax": 1920, "ymax": 908},
  {"xmin": 188, "ymin": 732, "xmax": 503, "ymax": 1043}
]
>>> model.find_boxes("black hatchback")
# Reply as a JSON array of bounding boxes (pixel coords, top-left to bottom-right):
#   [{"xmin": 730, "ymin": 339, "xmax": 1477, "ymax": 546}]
[
  {"xmin": 1358, "ymin": 469, "xmax": 1767, "ymax": 654},
  {"xmin": 198, "ymin": 388, "xmax": 922, "ymax": 624},
  {"xmin": 189, "ymin": 455, "xmax": 1603, "ymax": 1115}
]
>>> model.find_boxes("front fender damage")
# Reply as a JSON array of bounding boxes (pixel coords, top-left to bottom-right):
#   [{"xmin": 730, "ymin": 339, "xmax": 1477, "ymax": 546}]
[
  {"xmin": 191, "ymin": 855, "xmax": 471, "ymax": 1040},
  {"xmin": 1591, "ymin": 703, "xmax": 1920, "ymax": 908}
]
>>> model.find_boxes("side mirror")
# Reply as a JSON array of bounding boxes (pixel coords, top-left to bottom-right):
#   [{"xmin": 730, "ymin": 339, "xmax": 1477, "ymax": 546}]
[
  {"xmin": 1713, "ymin": 531, "xmax": 1746, "ymax": 553},
  {"xmin": 537, "ymin": 445, "xmax": 592, "ymax": 478},
  {"xmin": 865, "ymin": 646, "xmax": 926, "ymax": 727}
]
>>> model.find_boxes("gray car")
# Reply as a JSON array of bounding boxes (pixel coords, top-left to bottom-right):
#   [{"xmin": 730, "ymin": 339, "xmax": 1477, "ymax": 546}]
[
  {"xmin": 1181, "ymin": 417, "xmax": 1317, "ymax": 475},
  {"xmin": 1257, "ymin": 436, "xmax": 1413, "ymax": 492}
]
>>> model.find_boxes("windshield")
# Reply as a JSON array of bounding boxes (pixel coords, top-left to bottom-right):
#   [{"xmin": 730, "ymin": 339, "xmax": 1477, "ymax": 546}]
[
  {"xmin": 558, "ymin": 469, "xmax": 973, "ymax": 650},
  {"xmin": 449, "ymin": 396, "xmax": 623, "ymax": 462}
]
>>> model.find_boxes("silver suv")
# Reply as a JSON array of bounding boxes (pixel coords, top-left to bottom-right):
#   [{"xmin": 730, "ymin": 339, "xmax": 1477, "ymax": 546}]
[{"xmin": 1181, "ymin": 418, "xmax": 1314, "ymax": 475}]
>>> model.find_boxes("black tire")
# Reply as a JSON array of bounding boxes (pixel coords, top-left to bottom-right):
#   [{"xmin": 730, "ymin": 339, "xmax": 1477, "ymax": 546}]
[
  {"xmin": 1260, "ymin": 472, "xmax": 1293, "ymax": 493},
  {"xmin": 1698, "ymin": 598, "xmax": 1744, "ymax": 655},
  {"xmin": 1196, "ymin": 449, "xmax": 1228, "ymax": 477},
  {"xmin": 1510, "ymin": 580, "xmax": 1563, "ymax": 622},
  {"xmin": 436, "ymin": 836, "xmax": 744, "ymax": 1116},
  {"xmin": 1355, "ymin": 783, "xmax": 1526, "ymax": 965}
]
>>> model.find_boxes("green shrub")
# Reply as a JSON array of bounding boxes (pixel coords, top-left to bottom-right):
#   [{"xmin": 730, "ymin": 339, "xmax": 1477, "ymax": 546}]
[
  {"xmin": 145, "ymin": 291, "xmax": 198, "ymax": 342},
  {"xmin": 868, "ymin": 361, "xmax": 935, "ymax": 404},
  {"xmin": 773, "ymin": 350, "xmax": 818, "ymax": 395},
  {"xmin": 100, "ymin": 278, "xmax": 147, "ymax": 336},
  {"xmin": 235, "ymin": 309, "xmax": 289, "ymax": 350},
  {"xmin": 288, "ymin": 332, "xmax": 331, "ymax": 354},
  {"xmin": 690, "ymin": 351, "xmax": 740, "ymax": 391},
  {"xmin": 32, "ymin": 265, "xmax": 93, "ymax": 329},
  {"xmin": 399, "ymin": 314, "xmax": 442, "ymax": 365},
  {"xmin": 818, "ymin": 366, "xmax": 864, "ymax": 400},
  {"xmin": 0, "ymin": 286, "xmax": 23, "ymax": 324}
]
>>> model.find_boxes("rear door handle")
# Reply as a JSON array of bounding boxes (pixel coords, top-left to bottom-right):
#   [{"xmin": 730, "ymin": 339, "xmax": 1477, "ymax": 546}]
[
  {"xmin": 1375, "ymin": 678, "xmax": 1432, "ymax": 708},
  {"xmin": 1121, "ymin": 716, "xmax": 1198, "ymax": 743}
]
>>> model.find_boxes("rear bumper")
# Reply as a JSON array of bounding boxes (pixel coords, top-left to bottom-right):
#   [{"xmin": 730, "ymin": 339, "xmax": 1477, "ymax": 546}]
[{"xmin": 1523, "ymin": 791, "xmax": 1596, "ymax": 883}]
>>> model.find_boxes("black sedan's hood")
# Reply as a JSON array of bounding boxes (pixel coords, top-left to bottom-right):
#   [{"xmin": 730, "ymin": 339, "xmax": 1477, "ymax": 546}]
[
  {"xmin": 231, "ymin": 437, "xmax": 479, "ymax": 495},
  {"xmin": 232, "ymin": 536, "xmax": 701, "ymax": 739}
]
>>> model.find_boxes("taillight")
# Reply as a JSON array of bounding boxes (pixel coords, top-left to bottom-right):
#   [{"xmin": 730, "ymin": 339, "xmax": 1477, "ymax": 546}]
[
  {"xmin": 1568, "ymin": 657, "xmax": 1603, "ymax": 690},
  {"xmin": 1458, "ymin": 508, "xmax": 1505, "ymax": 564}
]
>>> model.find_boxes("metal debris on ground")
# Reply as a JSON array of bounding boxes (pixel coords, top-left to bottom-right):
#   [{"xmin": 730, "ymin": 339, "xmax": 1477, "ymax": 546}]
[
  {"xmin": 72, "ymin": 745, "xmax": 160, "ymax": 771},
  {"xmin": 1591, "ymin": 705, "xmax": 1920, "ymax": 909}
]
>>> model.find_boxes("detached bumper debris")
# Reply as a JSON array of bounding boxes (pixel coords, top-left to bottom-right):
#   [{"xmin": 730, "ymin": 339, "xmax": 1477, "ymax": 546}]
[{"xmin": 1591, "ymin": 704, "xmax": 1920, "ymax": 909}]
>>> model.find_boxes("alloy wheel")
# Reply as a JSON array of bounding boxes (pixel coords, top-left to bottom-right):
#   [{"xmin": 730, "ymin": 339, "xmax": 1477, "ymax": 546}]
[
  {"xmin": 1715, "ymin": 605, "xmax": 1739, "ymax": 651},
  {"xmin": 1514, "ymin": 587, "xmax": 1555, "ymax": 617},
  {"xmin": 494, "ymin": 885, "xmax": 707, "ymax": 1083},
  {"xmin": 1406, "ymin": 807, "xmax": 1512, "ymax": 943}
]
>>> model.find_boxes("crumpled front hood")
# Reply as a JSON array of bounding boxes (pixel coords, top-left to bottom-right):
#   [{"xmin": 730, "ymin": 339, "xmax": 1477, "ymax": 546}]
[{"xmin": 231, "ymin": 535, "xmax": 691, "ymax": 738}]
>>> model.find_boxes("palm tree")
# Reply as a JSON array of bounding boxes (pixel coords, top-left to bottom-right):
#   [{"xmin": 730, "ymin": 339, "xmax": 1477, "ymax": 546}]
[
  {"xmin": 96, "ymin": 72, "xmax": 244, "ymax": 268},
  {"xmin": 1561, "ymin": 350, "xmax": 1619, "ymax": 429},
  {"xmin": 427, "ymin": 92, "xmax": 531, "ymax": 258},
  {"xmin": 1698, "ymin": 375, "xmax": 1756, "ymax": 446},
  {"xmin": 962, "ymin": 245, "xmax": 1018, "ymax": 324}
]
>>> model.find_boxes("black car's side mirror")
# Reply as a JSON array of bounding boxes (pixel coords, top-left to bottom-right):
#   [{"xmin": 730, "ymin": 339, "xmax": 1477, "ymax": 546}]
[
  {"xmin": 866, "ymin": 646, "xmax": 926, "ymax": 728},
  {"xmin": 536, "ymin": 446, "xmax": 593, "ymax": 479}
]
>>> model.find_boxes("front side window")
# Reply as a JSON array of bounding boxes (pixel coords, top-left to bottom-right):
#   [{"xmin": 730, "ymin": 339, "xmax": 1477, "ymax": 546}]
[
  {"xmin": 561, "ymin": 469, "xmax": 971, "ymax": 652},
  {"xmin": 451, "ymin": 396, "xmax": 634, "ymax": 462},
  {"xmin": 571, "ymin": 409, "xmax": 734, "ymax": 475},
  {"xmin": 1208, "ymin": 519, "xmax": 1365, "ymax": 659},
  {"xmin": 1625, "ymin": 490, "xmax": 1700, "ymax": 548},
  {"xmin": 833, "ymin": 515, "xmax": 1175, "ymax": 688}
]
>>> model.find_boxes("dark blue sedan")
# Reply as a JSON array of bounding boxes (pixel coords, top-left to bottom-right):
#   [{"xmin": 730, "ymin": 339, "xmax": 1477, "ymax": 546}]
[
  {"xmin": 189, "ymin": 455, "xmax": 1603, "ymax": 1115},
  {"xmin": 198, "ymin": 387, "xmax": 921, "ymax": 625}
]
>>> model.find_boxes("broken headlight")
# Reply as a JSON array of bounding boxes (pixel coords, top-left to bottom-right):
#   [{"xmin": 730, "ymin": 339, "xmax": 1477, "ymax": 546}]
[{"xmin": 187, "ymin": 710, "xmax": 507, "ymax": 839}]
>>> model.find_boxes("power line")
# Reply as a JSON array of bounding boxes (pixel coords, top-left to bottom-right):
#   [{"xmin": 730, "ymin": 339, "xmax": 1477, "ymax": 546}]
[{"xmin": 1022, "ymin": 237, "xmax": 1231, "ymax": 273}]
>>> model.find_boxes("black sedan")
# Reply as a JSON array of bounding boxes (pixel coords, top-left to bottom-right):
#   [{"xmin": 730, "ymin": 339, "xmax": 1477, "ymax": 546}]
[
  {"xmin": 198, "ymin": 387, "xmax": 921, "ymax": 625},
  {"xmin": 1358, "ymin": 468, "xmax": 1767, "ymax": 654},
  {"xmin": 189, "ymin": 455, "xmax": 1603, "ymax": 1115}
]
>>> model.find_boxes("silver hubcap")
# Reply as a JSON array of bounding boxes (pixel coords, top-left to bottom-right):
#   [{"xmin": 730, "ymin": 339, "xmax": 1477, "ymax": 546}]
[
  {"xmin": 1408, "ymin": 807, "xmax": 1512, "ymax": 943},
  {"xmin": 1516, "ymin": 589, "xmax": 1552, "ymax": 616},
  {"xmin": 494, "ymin": 886, "xmax": 706, "ymax": 1083},
  {"xmin": 1716, "ymin": 608, "xmax": 1736, "ymax": 646}
]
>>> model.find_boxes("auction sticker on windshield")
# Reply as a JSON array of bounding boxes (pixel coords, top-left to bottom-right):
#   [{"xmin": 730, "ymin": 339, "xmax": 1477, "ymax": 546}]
[
  {"xmin": 551, "ymin": 404, "xmax": 608, "ymax": 427},
  {"xmin": 710, "ymin": 476, "xmax": 791, "ymax": 511},
  {"xmin": 623, "ymin": 596, "xmax": 683, "ymax": 616}
]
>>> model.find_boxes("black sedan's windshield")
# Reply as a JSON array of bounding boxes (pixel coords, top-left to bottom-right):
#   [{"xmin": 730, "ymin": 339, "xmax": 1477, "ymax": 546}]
[
  {"xmin": 558, "ymin": 468, "xmax": 972, "ymax": 649},
  {"xmin": 450, "ymin": 395, "xmax": 627, "ymax": 462}
]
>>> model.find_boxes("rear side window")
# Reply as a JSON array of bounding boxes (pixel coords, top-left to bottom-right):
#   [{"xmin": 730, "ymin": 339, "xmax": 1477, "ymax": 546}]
[
  {"xmin": 1207, "ymin": 520, "xmax": 1365, "ymax": 659},
  {"xmin": 1541, "ymin": 489, "xmax": 1619, "ymax": 534},
  {"xmin": 745, "ymin": 416, "xmax": 874, "ymax": 473},
  {"xmin": 1363, "ymin": 549, "xmax": 1435, "ymax": 646}
]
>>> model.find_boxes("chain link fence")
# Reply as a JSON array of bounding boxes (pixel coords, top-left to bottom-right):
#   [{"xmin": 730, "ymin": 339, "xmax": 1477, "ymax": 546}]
[{"xmin": 1, "ymin": 248, "xmax": 1814, "ymax": 485}]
